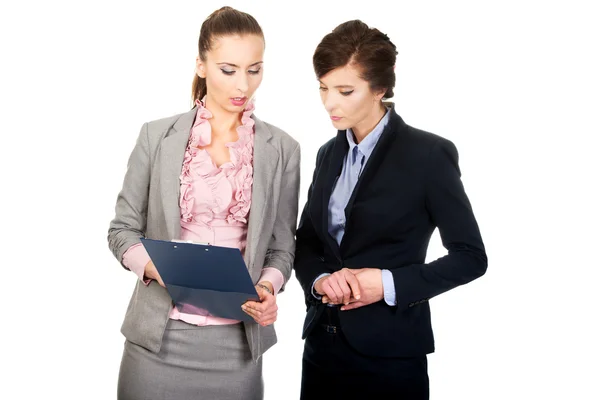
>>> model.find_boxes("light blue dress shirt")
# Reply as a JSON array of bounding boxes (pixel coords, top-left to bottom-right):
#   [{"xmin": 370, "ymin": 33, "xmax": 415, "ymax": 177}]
[{"xmin": 312, "ymin": 109, "xmax": 397, "ymax": 306}]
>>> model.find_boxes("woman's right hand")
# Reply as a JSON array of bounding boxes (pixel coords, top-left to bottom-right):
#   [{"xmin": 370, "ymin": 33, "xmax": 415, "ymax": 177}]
[
  {"xmin": 314, "ymin": 268, "xmax": 361, "ymax": 305},
  {"xmin": 144, "ymin": 261, "xmax": 165, "ymax": 287}
]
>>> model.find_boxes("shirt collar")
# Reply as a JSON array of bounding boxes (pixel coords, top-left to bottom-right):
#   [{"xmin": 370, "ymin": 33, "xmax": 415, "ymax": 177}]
[{"xmin": 345, "ymin": 107, "xmax": 391, "ymax": 160}]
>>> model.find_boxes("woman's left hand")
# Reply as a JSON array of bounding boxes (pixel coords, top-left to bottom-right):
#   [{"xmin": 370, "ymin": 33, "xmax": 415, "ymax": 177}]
[{"xmin": 242, "ymin": 281, "xmax": 278, "ymax": 326}]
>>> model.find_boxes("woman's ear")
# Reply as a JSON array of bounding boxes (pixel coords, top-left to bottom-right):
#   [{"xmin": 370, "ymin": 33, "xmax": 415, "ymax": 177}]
[
  {"xmin": 196, "ymin": 56, "xmax": 206, "ymax": 78},
  {"xmin": 374, "ymin": 88, "xmax": 386, "ymax": 102}
]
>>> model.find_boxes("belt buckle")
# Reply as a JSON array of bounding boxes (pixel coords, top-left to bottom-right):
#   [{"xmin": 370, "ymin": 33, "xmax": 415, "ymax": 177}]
[{"xmin": 324, "ymin": 324, "xmax": 337, "ymax": 334}]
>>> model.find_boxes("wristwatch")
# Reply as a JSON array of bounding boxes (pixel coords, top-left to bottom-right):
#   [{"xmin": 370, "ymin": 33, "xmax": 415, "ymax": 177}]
[{"xmin": 256, "ymin": 283, "xmax": 273, "ymax": 295}]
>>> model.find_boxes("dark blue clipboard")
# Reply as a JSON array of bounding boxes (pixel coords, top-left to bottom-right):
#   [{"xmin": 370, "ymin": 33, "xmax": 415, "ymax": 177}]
[{"xmin": 140, "ymin": 238, "xmax": 259, "ymax": 322}]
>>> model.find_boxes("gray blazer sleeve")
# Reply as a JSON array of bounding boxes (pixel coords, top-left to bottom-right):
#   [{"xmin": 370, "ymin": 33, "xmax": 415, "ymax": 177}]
[
  {"xmin": 263, "ymin": 143, "xmax": 301, "ymax": 292},
  {"xmin": 107, "ymin": 123, "xmax": 151, "ymax": 268}
]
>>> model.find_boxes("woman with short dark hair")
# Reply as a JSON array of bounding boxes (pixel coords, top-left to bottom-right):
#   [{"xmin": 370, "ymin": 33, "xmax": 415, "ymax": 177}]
[{"xmin": 294, "ymin": 19, "xmax": 487, "ymax": 399}]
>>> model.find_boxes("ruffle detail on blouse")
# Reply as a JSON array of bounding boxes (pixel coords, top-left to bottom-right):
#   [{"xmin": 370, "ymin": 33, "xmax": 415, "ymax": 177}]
[{"xmin": 179, "ymin": 97, "xmax": 255, "ymax": 226}]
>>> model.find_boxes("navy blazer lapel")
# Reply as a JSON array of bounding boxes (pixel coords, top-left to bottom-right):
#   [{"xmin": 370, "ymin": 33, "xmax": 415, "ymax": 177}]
[
  {"xmin": 320, "ymin": 131, "xmax": 348, "ymax": 257},
  {"xmin": 341, "ymin": 107, "xmax": 405, "ymax": 248}
]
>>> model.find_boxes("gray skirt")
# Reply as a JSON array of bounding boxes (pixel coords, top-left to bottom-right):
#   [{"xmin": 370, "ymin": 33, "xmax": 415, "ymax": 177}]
[{"xmin": 117, "ymin": 319, "xmax": 263, "ymax": 400}]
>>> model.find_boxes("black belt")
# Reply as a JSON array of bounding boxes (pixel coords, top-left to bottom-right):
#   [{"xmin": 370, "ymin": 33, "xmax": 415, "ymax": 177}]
[
  {"xmin": 320, "ymin": 305, "xmax": 340, "ymax": 334},
  {"xmin": 321, "ymin": 324, "xmax": 338, "ymax": 334}
]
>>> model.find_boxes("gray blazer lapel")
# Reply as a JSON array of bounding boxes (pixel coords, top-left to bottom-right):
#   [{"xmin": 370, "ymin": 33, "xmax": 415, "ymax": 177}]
[
  {"xmin": 160, "ymin": 107, "xmax": 197, "ymax": 240},
  {"xmin": 245, "ymin": 115, "xmax": 279, "ymax": 271}
]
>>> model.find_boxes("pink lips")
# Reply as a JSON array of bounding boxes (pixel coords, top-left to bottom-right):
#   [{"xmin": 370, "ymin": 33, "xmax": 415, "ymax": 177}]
[
  {"xmin": 231, "ymin": 97, "xmax": 247, "ymax": 107},
  {"xmin": 330, "ymin": 116, "xmax": 342, "ymax": 121}
]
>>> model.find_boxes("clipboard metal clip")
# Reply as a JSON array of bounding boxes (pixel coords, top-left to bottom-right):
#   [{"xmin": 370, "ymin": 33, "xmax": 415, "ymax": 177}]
[{"xmin": 171, "ymin": 239, "xmax": 210, "ymax": 245}]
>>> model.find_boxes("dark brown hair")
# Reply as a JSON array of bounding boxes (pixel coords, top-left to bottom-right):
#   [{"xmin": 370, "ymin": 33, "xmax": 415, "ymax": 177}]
[
  {"xmin": 191, "ymin": 6, "xmax": 264, "ymax": 103},
  {"xmin": 313, "ymin": 20, "xmax": 398, "ymax": 98}
]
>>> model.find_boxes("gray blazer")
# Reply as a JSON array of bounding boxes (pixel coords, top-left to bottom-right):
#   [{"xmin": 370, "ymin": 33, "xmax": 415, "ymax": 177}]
[{"xmin": 108, "ymin": 106, "xmax": 300, "ymax": 361}]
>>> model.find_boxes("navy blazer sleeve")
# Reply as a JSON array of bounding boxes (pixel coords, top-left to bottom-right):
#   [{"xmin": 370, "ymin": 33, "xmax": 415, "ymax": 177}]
[{"xmin": 391, "ymin": 138, "xmax": 487, "ymax": 309}]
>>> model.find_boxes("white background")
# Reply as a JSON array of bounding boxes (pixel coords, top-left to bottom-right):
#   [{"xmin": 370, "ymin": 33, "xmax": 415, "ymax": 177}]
[{"xmin": 1, "ymin": 0, "xmax": 599, "ymax": 399}]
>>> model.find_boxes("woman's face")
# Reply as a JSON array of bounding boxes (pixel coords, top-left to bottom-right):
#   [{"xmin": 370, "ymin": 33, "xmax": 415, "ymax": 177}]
[
  {"xmin": 197, "ymin": 34, "xmax": 264, "ymax": 113},
  {"xmin": 318, "ymin": 63, "xmax": 385, "ymax": 132}
]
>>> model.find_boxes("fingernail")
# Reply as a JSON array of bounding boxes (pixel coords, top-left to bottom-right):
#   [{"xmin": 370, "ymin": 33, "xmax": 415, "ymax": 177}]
[
  {"xmin": 341, "ymin": 307, "xmax": 346, "ymax": 311},
  {"xmin": 355, "ymin": 295, "xmax": 360, "ymax": 300}
]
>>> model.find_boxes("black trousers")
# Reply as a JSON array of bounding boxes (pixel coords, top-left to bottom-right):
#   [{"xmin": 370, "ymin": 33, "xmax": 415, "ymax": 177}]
[{"xmin": 300, "ymin": 307, "xmax": 429, "ymax": 400}]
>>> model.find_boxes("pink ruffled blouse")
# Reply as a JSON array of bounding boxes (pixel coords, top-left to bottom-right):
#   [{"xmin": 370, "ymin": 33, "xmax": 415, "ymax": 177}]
[{"xmin": 122, "ymin": 98, "xmax": 284, "ymax": 326}]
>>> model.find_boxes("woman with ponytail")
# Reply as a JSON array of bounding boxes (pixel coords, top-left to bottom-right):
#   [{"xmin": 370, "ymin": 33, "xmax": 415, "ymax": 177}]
[{"xmin": 108, "ymin": 7, "xmax": 300, "ymax": 399}]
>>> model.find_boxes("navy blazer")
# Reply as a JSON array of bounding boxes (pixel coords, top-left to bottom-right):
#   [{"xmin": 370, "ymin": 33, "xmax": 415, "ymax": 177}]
[{"xmin": 294, "ymin": 105, "xmax": 487, "ymax": 357}]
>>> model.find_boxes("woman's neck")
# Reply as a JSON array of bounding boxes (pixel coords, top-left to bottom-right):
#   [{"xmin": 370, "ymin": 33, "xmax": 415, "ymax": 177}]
[{"xmin": 351, "ymin": 102, "xmax": 387, "ymax": 144}]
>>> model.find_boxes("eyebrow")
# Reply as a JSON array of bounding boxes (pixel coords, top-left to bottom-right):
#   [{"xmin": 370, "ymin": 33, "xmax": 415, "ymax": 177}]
[
  {"xmin": 217, "ymin": 61, "xmax": 263, "ymax": 68},
  {"xmin": 318, "ymin": 80, "xmax": 354, "ymax": 89}
]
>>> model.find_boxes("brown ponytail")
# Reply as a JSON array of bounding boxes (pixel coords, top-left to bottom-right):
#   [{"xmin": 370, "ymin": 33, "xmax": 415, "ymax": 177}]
[{"xmin": 191, "ymin": 75, "xmax": 207, "ymax": 105}]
